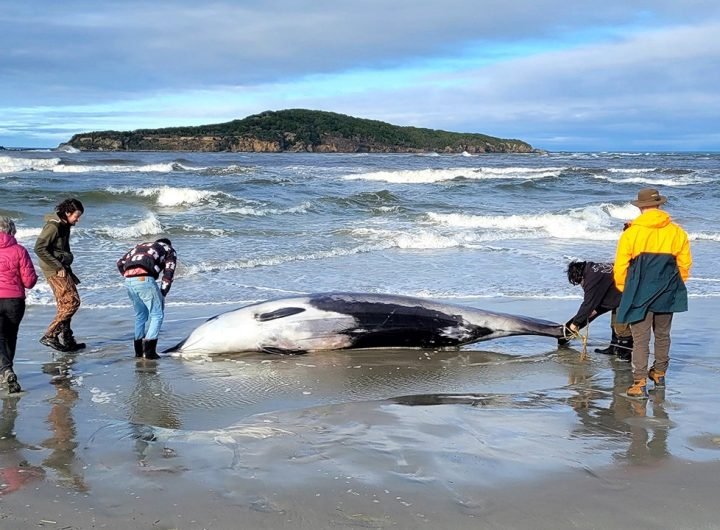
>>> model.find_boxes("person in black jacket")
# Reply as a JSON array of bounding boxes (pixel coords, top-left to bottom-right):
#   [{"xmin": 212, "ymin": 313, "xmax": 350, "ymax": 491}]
[
  {"xmin": 117, "ymin": 238, "xmax": 177, "ymax": 359},
  {"xmin": 562, "ymin": 260, "xmax": 632, "ymax": 360}
]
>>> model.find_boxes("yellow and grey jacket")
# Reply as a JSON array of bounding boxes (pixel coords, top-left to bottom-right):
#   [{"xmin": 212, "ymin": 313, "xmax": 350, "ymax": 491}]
[{"xmin": 613, "ymin": 209, "xmax": 692, "ymax": 324}]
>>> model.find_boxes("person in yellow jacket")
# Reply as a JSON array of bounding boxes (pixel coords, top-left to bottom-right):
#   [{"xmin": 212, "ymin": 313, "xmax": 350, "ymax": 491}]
[{"xmin": 613, "ymin": 188, "xmax": 692, "ymax": 398}]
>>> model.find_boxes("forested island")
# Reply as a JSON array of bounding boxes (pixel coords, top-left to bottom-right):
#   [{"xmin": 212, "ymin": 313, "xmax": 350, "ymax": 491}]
[{"xmin": 63, "ymin": 109, "xmax": 534, "ymax": 153}]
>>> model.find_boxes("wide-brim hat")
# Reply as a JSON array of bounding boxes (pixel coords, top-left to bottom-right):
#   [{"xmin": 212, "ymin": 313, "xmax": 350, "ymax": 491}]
[{"xmin": 632, "ymin": 187, "xmax": 667, "ymax": 208}]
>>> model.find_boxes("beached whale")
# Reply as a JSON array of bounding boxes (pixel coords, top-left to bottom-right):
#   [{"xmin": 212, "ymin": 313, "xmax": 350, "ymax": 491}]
[{"xmin": 165, "ymin": 292, "xmax": 566, "ymax": 355}]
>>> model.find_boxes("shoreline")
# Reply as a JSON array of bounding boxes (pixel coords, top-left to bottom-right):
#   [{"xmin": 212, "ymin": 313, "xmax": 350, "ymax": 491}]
[{"xmin": 0, "ymin": 298, "xmax": 718, "ymax": 528}]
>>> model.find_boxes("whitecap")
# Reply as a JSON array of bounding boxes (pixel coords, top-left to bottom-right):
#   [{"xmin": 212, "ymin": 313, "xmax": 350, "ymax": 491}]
[
  {"xmin": 95, "ymin": 213, "xmax": 165, "ymax": 238},
  {"xmin": 593, "ymin": 174, "xmax": 713, "ymax": 186},
  {"xmin": 342, "ymin": 167, "xmax": 564, "ymax": 184},
  {"xmin": 0, "ymin": 156, "xmax": 61, "ymax": 173},
  {"xmin": 25, "ymin": 284, "xmax": 56, "ymax": 306},
  {"xmin": 689, "ymin": 232, "xmax": 720, "ymax": 242},
  {"xmin": 348, "ymin": 227, "xmax": 495, "ymax": 249},
  {"xmin": 55, "ymin": 145, "xmax": 80, "ymax": 153},
  {"xmin": 14, "ymin": 227, "xmax": 42, "ymax": 241},
  {"xmin": 223, "ymin": 201, "xmax": 312, "ymax": 217},
  {"xmin": 424, "ymin": 205, "xmax": 625, "ymax": 241},
  {"xmin": 107, "ymin": 185, "xmax": 228, "ymax": 207},
  {"xmin": 604, "ymin": 203, "xmax": 640, "ymax": 221},
  {"xmin": 607, "ymin": 168, "xmax": 659, "ymax": 174}
]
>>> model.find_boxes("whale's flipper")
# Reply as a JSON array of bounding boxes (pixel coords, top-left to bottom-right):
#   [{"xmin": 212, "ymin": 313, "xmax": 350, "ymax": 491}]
[
  {"xmin": 255, "ymin": 307, "xmax": 306, "ymax": 322},
  {"xmin": 163, "ymin": 338, "xmax": 186, "ymax": 353}
]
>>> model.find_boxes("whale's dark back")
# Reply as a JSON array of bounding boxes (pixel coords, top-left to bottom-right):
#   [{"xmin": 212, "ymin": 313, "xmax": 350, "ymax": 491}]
[{"xmin": 309, "ymin": 293, "xmax": 493, "ymax": 348}]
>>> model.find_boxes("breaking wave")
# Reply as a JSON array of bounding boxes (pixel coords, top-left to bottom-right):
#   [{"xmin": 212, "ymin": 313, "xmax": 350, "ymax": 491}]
[
  {"xmin": 106, "ymin": 186, "xmax": 231, "ymax": 207},
  {"xmin": 594, "ymin": 171, "xmax": 713, "ymax": 186},
  {"xmin": 0, "ymin": 156, "xmax": 206, "ymax": 174},
  {"xmin": 342, "ymin": 167, "xmax": 564, "ymax": 184},
  {"xmin": 424, "ymin": 204, "xmax": 631, "ymax": 241},
  {"xmin": 94, "ymin": 213, "xmax": 166, "ymax": 239}
]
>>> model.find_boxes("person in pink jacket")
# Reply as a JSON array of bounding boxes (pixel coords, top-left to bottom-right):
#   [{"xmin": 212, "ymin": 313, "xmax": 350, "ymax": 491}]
[{"xmin": 0, "ymin": 217, "xmax": 38, "ymax": 393}]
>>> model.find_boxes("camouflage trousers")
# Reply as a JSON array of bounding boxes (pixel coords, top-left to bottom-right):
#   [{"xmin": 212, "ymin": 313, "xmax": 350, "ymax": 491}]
[{"xmin": 45, "ymin": 273, "xmax": 81, "ymax": 338}]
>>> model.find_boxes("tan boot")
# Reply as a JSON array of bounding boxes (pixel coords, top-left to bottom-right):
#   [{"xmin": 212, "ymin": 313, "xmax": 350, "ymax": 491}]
[
  {"xmin": 626, "ymin": 379, "xmax": 648, "ymax": 399},
  {"xmin": 648, "ymin": 367, "xmax": 666, "ymax": 388}
]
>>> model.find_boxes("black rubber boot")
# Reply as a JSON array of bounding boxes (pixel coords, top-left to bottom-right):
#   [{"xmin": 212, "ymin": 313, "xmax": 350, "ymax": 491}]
[
  {"xmin": 615, "ymin": 337, "xmax": 633, "ymax": 361},
  {"xmin": 2, "ymin": 370, "xmax": 22, "ymax": 394},
  {"xmin": 134, "ymin": 339, "xmax": 144, "ymax": 358},
  {"xmin": 40, "ymin": 335, "xmax": 71, "ymax": 352},
  {"xmin": 60, "ymin": 323, "xmax": 86, "ymax": 352},
  {"xmin": 143, "ymin": 339, "xmax": 160, "ymax": 360},
  {"xmin": 594, "ymin": 342, "xmax": 618, "ymax": 355},
  {"xmin": 594, "ymin": 330, "xmax": 618, "ymax": 355}
]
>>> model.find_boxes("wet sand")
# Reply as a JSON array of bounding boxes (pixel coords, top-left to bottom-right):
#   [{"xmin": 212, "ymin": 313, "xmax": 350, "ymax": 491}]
[{"xmin": 1, "ymin": 297, "xmax": 719, "ymax": 529}]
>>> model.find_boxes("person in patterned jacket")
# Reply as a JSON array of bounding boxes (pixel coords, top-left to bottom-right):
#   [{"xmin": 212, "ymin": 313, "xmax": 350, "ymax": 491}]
[{"xmin": 117, "ymin": 238, "xmax": 177, "ymax": 359}]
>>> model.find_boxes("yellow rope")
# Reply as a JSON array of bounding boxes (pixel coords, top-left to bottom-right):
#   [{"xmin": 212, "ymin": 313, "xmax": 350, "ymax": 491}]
[
  {"xmin": 566, "ymin": 324, "xmax": 590, "ymax": 360},
  {"xmin": 578, "ymin": 325, "xmax": 589, "ymax": 361}
]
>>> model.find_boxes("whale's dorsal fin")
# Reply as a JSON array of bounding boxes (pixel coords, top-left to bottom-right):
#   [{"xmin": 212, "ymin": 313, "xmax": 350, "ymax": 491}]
[{"xmin": 255, "ymin": 307, "xmax": 306, "ymax": 322}]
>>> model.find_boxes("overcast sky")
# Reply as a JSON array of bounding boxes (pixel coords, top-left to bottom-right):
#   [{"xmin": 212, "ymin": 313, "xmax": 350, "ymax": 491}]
[{"xmin": 2, "ymin": 1, "xmax": 719, "ymax": 151}]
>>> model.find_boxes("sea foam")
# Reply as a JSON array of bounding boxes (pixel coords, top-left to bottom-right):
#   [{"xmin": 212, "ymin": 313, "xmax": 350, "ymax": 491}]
[
  {"xmin": 342, "ymin": 167, "xmax": 564, "ymax": 184},
  {"xmin": 95, "ymin": 213, "xmax": 165, "ymax": 239},
  {"xmin": 425, "ymin": 205, "xmax": 626, "ymax": 241},
  {"xmin": 107, "ymin": 186, "xmax": 229, "ymax": 207},
  {"xmin": 0, "ymin": 156, "xmax": 206, "ymax": 174},
  {"xmin": 0, "ymin": 156, "xmax": 61, "ymax": 173},
  {"xmin": 594, "ymin": 172, "xmax": 712, "ymax": 186}
]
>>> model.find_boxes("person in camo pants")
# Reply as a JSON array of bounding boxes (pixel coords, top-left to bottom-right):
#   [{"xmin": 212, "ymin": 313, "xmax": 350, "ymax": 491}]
[{"xmin": 34, "ymin": 198, "xmax": 85, "ymax": 353}]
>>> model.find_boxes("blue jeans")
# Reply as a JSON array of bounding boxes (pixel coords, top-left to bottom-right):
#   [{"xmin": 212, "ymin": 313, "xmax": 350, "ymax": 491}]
[{"xmin": 125, "ymin": 277, "xmax": 164, "ymax": 340}]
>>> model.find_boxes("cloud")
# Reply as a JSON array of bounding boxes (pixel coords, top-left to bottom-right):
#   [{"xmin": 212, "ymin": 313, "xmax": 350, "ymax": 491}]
[
  {"xmin": 295, "ymin": 21, "xmax": 720, "ymax": 150},
  {"xmin": 2, "ymin": 1, "xmax": 720, "ymax": 149}
]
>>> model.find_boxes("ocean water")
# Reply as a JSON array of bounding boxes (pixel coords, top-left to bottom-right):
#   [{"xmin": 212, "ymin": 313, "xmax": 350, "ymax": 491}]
[
  {"xmin": 2, "ymin": 150, "xmax": 720, "ymax": 528},
  {"xmin": 2, "ymin": 150, "xmax": 718, "ymax": 310}
]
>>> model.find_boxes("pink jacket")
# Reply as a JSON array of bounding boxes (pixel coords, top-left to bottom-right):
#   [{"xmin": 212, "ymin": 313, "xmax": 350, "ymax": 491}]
[{"xmin": 0, "ymin": 233, "xmax": 38, "ymax": 299}]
